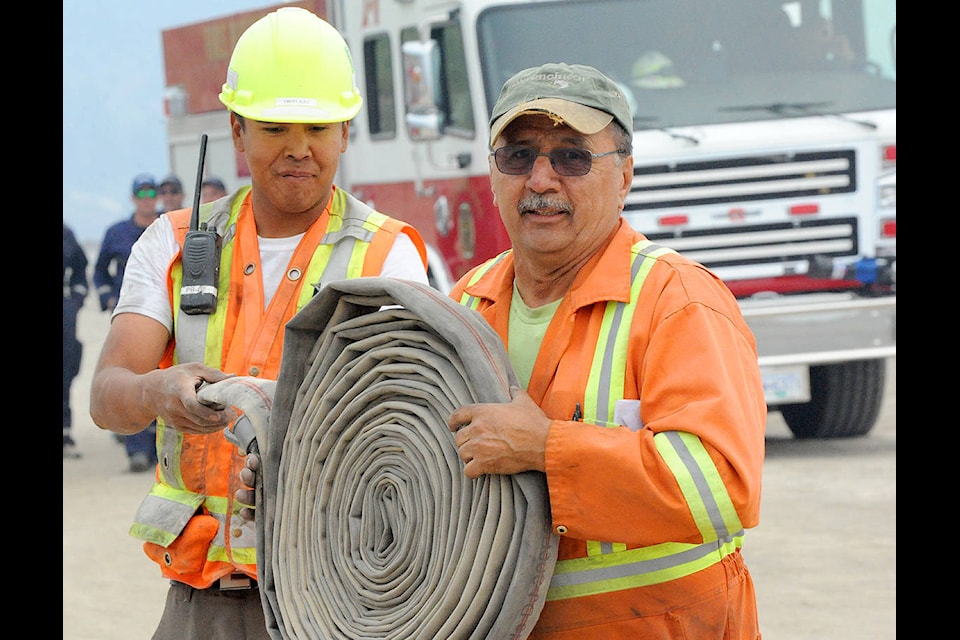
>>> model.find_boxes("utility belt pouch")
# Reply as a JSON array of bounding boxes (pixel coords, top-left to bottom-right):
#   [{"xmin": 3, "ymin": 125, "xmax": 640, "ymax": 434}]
[{"xmin": 143, "ymin": 514, "xmax": 219, "ymax": 576}]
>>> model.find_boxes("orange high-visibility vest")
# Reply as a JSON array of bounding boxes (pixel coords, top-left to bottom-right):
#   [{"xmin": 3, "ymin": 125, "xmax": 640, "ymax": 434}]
[
  {"xmin": 130, "ymin": 186, "xmax": 427, "ymax": 589},
  {"xmin": 452, "ymin": 219, "xmax": 766, "ymax": 639}
]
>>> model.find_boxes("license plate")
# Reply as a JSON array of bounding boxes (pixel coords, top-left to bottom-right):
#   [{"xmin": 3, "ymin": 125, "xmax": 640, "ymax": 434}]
[{"xmin": 761, "ymin": 365, "xmax": 810, "ymax": 404}]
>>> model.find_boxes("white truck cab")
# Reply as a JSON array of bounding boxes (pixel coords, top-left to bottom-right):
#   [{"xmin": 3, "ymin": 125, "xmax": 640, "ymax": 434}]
[{"xmin": 163, "ymin": 0, "xmax": 896, "ymax": 438}]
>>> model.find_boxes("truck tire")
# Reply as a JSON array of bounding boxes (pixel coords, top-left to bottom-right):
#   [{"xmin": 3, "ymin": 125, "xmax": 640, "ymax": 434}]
[{"xmin": 778, "ymin": 359, "xmax": 886, "ymax": 439}]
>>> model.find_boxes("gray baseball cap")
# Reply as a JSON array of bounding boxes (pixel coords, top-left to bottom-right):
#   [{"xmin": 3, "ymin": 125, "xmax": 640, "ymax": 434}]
[{"xmin": 489, "ymin": 62, "xmax": 633, "ymax": 145}]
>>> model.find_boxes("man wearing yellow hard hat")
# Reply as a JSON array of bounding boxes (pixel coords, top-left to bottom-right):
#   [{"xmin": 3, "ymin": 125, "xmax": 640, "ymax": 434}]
[{"xmin": 89, "ymin": 8, "xmax": 429, "ymax": 638}]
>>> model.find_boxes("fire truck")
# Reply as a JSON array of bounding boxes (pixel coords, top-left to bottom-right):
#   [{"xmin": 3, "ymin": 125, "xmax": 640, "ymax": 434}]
[{"xmin": 162, "ymin": 0, "xmax": 896, "ymax": 439}]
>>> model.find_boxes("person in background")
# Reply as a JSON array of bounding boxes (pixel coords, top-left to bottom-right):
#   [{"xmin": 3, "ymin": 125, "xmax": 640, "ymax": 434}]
[
  {"xmin": 92, "ymin": 173, "xmax": 160, "ymax": 473},
  {"xmin": 63, "ymin": 223, "xmax": 89, "ymax": 459},
  {"xmin": 200, "ymin": 176, "xmax": 228, "ymax": 203},
  {"xmin": 88, "ymin": 8, "xmax": 428, "ymax": 639},
  {"xmin": 158, "ymin": 174, "xmax": 185, "ymax": 214},
  {"xmin": 791, "ymin": 14, "xmax": 855, "ymax": 69},
  {"xmin": 444, "ymin": 63, "xmax": 766, "ymax": 638},
  {"xmin": 631, "ymin": 50, "xmax": 685, "ymax": 89}
]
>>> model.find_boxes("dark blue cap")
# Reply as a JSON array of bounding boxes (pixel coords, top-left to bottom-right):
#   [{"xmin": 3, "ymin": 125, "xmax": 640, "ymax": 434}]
[
  {"xmin": 201, "ymin": 176, "xmax": 226, "ymax": 191},
  {"xmin": 132, "ymin": 173, "xmax": 157, "ymax": 194}
]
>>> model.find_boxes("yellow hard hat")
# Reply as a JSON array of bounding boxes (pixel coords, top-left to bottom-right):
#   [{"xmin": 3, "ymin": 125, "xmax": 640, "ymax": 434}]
[{"xmin": 218, "ymin": 7, "xmax": 362, "ymax": 123}]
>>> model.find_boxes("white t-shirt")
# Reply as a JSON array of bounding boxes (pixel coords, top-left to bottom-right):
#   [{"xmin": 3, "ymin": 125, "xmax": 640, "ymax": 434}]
[{"xmin": 114, "ymin": 213, "xmax": 429, "ymax": 331}]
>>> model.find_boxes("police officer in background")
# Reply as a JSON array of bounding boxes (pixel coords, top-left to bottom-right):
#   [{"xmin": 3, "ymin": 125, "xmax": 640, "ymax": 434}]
[
  {"xmin": 93, "ymin": 174, "xmax": 160, "ymax": 472},
  {"xmin": 63, "ymin": 223, "xmax": 89, "ymax": 459},
  {"xmin": 200, "ymin": 176, "xmax": 229, "ymax": 204},
  {"xmin": 158, "ymin": 174, "xmax": 185, "ymax": 214}
]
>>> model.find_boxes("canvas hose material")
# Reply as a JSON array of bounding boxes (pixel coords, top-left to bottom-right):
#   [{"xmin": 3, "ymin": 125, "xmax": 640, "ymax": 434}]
[{"xmin": 200, "ymin": 277, "xmax": 558, "ymax": 640}]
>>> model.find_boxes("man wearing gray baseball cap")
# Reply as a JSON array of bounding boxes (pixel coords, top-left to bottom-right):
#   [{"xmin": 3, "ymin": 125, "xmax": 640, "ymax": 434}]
[
  {"xmin": 489, "ymin": 62, "xmax": 634, "ymax": 144},
  {"xmin": 446, "ymin": 62, "xmax": 766, "ymax": 638}
]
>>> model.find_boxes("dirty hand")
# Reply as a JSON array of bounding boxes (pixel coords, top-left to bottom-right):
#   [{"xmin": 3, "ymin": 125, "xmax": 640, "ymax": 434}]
[
  {"xmin": 447, "ymin": 386, "xmax": 551, "ymax": 479},
  {"xmin": 152, "ymin": 364, "xmax": 239, "ymax": 435},
  {"xmin": 236, "ymin": 453, "xmax": 260, "ymax": 522}
]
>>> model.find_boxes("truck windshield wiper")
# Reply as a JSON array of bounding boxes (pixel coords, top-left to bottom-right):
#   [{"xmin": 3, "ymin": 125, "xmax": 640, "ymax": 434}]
[
  {"xmin": 720, "ymin": 102, "xmax": 878, "ymax": 130},
  {"xmin": 633, "ymin": 117, "xmax": 700, "ymax": 145}
]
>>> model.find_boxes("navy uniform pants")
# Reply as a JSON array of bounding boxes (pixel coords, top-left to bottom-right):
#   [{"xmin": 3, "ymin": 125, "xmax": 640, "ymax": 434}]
[{"xmin": 63, "ymin": 298, "xmax": 82, "ymax": 437}]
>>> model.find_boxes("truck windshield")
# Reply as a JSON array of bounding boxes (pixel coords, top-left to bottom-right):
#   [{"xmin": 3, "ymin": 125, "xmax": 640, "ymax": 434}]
[{"xmin": 477, "ymin": 0, "xmax": 896, "ymax": 129}]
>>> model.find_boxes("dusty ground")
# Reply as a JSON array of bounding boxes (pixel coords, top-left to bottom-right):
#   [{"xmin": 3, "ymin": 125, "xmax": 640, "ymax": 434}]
[{"xmin": 63, "ymin": 298, "xmax": 895, "ymax": 640}]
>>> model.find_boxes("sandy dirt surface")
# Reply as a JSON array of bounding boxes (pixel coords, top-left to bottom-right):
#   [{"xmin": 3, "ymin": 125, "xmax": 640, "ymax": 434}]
[{"xmin": 63, "ymin": 297, "xmax": 895, "ymax": 640}]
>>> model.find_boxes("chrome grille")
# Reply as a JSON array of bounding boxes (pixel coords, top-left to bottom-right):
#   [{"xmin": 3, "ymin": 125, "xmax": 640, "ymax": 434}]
[
  {"xmin": 626, "ymin": 150, "xmax": 859, "ymax": 269},
  {"xmin": 645, "ymin": 217, "xmax": 859, "ymax": 269},
  {"xmin": 625, "ymin": 150, "xmax": 855, "ymax": 210}
]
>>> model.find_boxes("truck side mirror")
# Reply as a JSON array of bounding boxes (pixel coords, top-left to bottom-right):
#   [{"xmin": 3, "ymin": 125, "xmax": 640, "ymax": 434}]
[{"xmin": 402, "ymin": 39, "xmax": 444, "ymax": 141}]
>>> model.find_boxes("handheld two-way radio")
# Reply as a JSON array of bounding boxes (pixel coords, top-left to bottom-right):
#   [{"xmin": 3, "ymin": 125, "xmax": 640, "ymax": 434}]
[{"xmin": 179, "ymin": 134, "xmax": 221, "ymax": 315}]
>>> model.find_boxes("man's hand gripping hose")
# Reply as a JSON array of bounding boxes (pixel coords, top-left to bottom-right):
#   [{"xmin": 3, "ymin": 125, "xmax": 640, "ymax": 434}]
[{"xmin": 197, "ymin": 377, "xmax": 276, "ymax": 520}]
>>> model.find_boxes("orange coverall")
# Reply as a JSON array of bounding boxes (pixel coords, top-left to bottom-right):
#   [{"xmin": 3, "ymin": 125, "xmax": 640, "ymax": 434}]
[{"xmin": 451, "ymin": 219, "xmax": 766, "ymax": 639}]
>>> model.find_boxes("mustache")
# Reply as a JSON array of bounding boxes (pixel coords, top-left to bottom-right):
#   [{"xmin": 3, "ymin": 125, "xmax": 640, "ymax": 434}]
[{"xmin": 517, "ymin": 194, "xmax": 573, "ymax": 214}]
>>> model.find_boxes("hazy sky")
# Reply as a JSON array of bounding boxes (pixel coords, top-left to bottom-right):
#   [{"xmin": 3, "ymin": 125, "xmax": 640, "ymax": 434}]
[{"xmin": 63, "ymin": 0, "xmax": 280, "ymax": 243}]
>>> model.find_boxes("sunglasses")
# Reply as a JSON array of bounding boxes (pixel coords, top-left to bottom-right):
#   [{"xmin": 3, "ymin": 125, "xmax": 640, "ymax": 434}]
[
  {"xmin": 135, "ymin": 188, "xmax": 157, "ymax": 199},
  {"xmin": 159, "ymin": 188, "xmax": 181, "ymax": 196},
  {"xmin": 490, "ymin": 145, "xmax": 627, "ymax": 177}
]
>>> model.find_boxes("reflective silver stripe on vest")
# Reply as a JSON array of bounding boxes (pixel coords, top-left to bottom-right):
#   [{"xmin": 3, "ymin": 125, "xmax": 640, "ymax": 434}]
[
  {"xmin": 459, "ymin": 251, "xmax": 510, "ymax": 309},
  {"xmin": 174, "ymin": 195, "xmax": 238, "ymax": 365},
  {"xmin": 662, "ymin": 431, "xmax": 733, "ymax": 539},
  {"xmin": 547, "ymin": 535, "xmax": 741, "ymax": 592},
  {"xmin": 588, "ymin": 241, "xmax": 673, "ymax": 427},
  {"xmin": 315, "ymin": 217, "xmax": 377, "ymax": 292},
  {"xmin": 132, "ymin": 493, "xmax": 257, "ymax": 559},
  {"xmin": 210, "ymin": 507, "xmax": 257, "ymax": 552},
  {"xmin": 129, "ymin": 486, "xmax": 205, "ymax": 546},
  {"xmin": 157, "ymin": 423, "xmax": 183, "ymax": 489}
]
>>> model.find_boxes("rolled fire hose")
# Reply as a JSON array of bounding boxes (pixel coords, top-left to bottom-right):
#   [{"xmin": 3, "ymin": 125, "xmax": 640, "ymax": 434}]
[{"xmin": 200, "ymin": 277, "xmax": 558, "ymax": 640}]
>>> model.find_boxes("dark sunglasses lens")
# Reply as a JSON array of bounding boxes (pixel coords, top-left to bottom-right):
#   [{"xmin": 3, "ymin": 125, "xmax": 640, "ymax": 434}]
[
  {"xmin": 136, "ymin": 188, "xmax": 157, "ymax": 199},
  {"xmin": 494, "ymin": 147, "xmax": 593, "ymax": 176},
  {"xmin": 496, "ymin": 146, "xmax": 536, "ymax": 174},
  {"xmin": 553, "ymin": 149, "xmax": 593, "ymax": 176}
]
